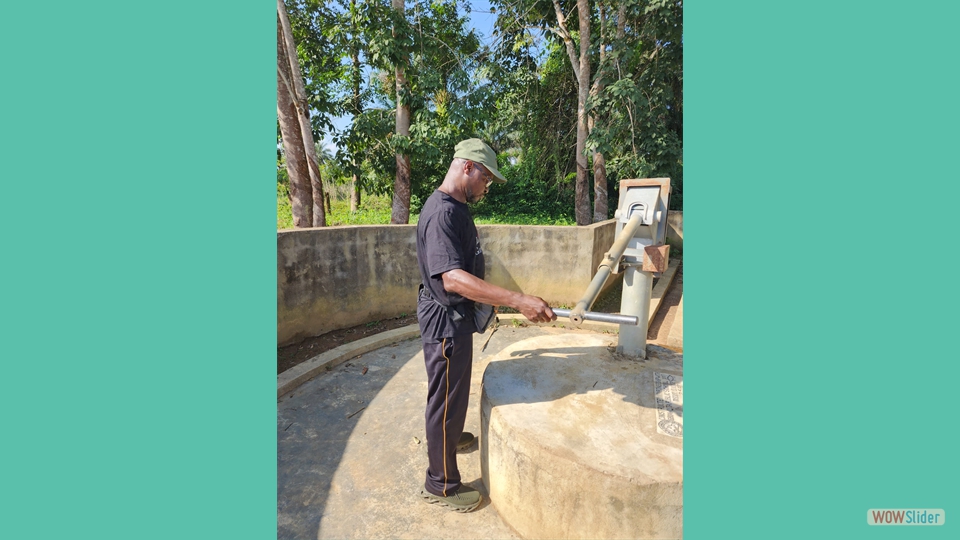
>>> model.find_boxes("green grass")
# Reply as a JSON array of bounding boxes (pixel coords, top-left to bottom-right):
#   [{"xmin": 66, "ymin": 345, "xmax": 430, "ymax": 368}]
[
  {"xmin": 278, "ymin": 183, "xmax": 577, "ymax": 228},
  {"xmin": 328, "ymin": 194, "xmax": 420, "ymax": 226},
  {"xmin": 277, "ymin": 183, "xmax": 419, "ymax": 228},
  {"xmin": 277, "ymin": 184, "xmax": 294, "ymax": 229},
  {"xmin": 473, "ymin": 213, "xmax": 576, "ymax": 226}
]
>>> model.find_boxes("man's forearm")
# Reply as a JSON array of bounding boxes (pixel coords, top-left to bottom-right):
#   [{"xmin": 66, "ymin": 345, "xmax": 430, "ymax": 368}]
[
  {"xmin": 442, "ymin": 268, "xmax": 556, "ymax": 323},
  {"xmin": 441, "ymin": 269, "xmax": 522, "ymax": 308}
]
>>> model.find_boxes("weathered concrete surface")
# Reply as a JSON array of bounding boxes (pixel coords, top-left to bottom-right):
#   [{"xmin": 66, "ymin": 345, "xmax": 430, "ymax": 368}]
[
  {"xmin": 277, "ymin": 325, "xmax": 421, "ymax": 398},
  {"xmin": 666, "ymin": 296, "xmax": 683, "ymax": 350},
  {"xmin": 278, "ymin": 221, "xmax": 618, "ymax": 346},
  {"xmin": 480, "ymin": 221, "xmax": 617, "ymax": 308},
  {"xmin": 278, "ymin": 225, "xmax": 420, "ymax": 346},
  {"xmin": 279, "ymin": 325, "xmax": 582, "ymax": 539},
  {"xmin": 481, "ymin": 333, "xmax": 683, "ymax": 539},
  {"xmin": 666, "ymin": 211, "xmax": 683, "ymax": 251},
  {"xmin": 649, "ymin": 258, "xmax": 679, "ymax": 326}
]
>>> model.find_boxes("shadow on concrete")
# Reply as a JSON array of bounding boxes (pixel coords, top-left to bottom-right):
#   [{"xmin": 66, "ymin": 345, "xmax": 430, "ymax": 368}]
[
  {"xmin": 277, "ymin": 339, "xmax": 423, "ymax": 539},
  {"xmin": 493, "ymin": 344, "xmax": 681, "ymax": 412},
  {"xmin": 278, "ymin": 329, "xmax": 680, "ymax": 539}
]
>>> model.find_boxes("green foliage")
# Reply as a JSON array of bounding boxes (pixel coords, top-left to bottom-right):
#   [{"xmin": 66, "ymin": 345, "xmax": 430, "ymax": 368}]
[
  {"xmin": 470, "ymin": 146, "xmax": 577, "ymax": 225},
  {"xmin": 279, "ymin": 0, "xmax": 683, "ymax": 227},
  {"xmin": 488, "ymin": 0, "xmax": 684, "ymax": 213},
  {"xmin": 277, "ymin": 182, "xmax": 577, "ymax": 227},
  {"xmin": 583, "ymin": 0, "xmax": 684, "ymax": 209},
  {"xmin": 277, "ymin": 181, "xmax": 294, "ymax": 229}
]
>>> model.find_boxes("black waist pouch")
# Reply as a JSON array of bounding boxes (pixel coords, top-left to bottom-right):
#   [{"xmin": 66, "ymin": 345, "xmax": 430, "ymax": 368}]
[{"xmin": 420, "ymin": 284, "xmax": 497, "ymax": 334}]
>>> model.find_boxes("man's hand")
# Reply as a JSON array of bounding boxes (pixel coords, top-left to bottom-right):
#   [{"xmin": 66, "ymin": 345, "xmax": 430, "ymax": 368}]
[
  {"xmin": 441, "ymin": 269, "xmax": 556, "ymax": 323},
  {"xmin": 516, "ymin": 294, "xmax": 556, "ymax": 324}
]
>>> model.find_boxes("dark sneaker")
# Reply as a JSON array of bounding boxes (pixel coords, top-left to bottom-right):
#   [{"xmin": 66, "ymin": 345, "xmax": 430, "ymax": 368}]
[
  {"xmin": 419, "ymin": 485, "xmax": 482, "ymax": 513},
  {"xmin": 456, "ymin": 432, "xmax": 476, "ymax": 452}
]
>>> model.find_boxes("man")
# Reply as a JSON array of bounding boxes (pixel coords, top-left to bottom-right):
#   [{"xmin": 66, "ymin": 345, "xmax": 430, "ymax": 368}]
[{"xmin": 415, "ymin": 138, "xmax": 556, "ymax": 512}]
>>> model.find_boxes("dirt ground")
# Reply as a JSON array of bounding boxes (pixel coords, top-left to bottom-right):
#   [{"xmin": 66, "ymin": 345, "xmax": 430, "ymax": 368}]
[
  {"xmin": 277, "ymin": 313, "xmax": 418, "ymax": 374},
  {"xmin": 277, "ymin": 260, "xmax": 682, "ymax": 374}
]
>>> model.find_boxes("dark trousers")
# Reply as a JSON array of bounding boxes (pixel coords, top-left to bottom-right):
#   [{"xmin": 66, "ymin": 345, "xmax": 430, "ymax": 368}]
[{"xmin": 422, "ymin": 335, "xmax": 473, "ymax": 497}]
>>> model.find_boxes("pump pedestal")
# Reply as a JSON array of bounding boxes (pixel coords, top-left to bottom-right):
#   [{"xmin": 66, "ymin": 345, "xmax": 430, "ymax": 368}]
[{"xmin": 480, "ymin": 332, "xmax": 683, "ymax": 539}]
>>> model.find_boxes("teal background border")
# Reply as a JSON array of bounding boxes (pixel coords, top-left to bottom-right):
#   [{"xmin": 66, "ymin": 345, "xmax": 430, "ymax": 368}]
[
  {"xmin": 687, "ymin": 0, "xmax": 958, "ymax": 538},
  {"xmin": 2, "ymin": 1, "xmax": 275, "ymax": 538}
]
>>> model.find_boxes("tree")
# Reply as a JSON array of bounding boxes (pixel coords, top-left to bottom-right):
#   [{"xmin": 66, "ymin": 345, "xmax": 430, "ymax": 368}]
[
  {"xmin": 277, "ymin": 0, "xmax": 681, "ymax": 226},
  {"xmin": 543, "ymin": 0, "xmax": 592, "ymax": 224},
  {"xmin": 490, "ymin": 0, "xmax": 595, "ymax": 224},
  {"xmin": 587, "ymin": 1, "xmax": 622, "ymax": 223},
  {"xmin": 352, "ymin": 0, "xmax": 488, "ymax": 214},
  {"xmin": 390, "ymin": 0, "xmax": 412, "ymax": 224},
  {"xmin": 277, "ymin": 0, "xmax": 326, "ymax": 227},
  {"xmin": 490, "ymin": 0, "xmax": 683, "ymax": 220},
  {"xmin": 348, "ymin": 0, "xmax": 363, "ymax": 212},
  {"xmin": 585, "ymin": 0, "xmax": 683, "ymax": 209}
]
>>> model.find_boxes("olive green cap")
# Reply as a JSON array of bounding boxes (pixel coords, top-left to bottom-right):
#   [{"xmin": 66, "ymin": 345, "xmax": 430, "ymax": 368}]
[{"xmin": 453, "ymin": 138, "xmax": 507, "ymax": 184}]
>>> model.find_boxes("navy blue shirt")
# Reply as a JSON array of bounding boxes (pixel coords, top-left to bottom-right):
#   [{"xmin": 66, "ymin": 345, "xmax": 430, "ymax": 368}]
[{"xmin": 416, "ymin": 190, "xmax": 485, "ymax": 342}]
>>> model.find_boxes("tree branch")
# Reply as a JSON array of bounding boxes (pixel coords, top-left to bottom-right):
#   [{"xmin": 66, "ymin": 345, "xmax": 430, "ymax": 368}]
[{"xmin": 551, "ymin": 0, "xmax": 580, "ymax": 82}]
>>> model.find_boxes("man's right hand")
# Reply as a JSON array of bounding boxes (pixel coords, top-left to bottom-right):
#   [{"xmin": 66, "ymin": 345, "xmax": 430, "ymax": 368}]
[
  {"xmin": 440, "ymin": 269, "xmax": 557, "ymax": 323},
  {"xmin": 517, "ymin": 295, "xmax": 556, "ymax": 324}
]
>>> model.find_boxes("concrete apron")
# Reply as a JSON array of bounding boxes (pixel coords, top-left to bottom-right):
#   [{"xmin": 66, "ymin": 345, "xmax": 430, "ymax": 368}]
[{"xmin": 481, "ymin": 333, "xmax": 683, "ymax": 539}]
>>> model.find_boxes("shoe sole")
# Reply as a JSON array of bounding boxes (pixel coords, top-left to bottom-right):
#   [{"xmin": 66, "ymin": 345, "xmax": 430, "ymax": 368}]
[
  {"xmin": 419, "ymin": 490, "xmax": 482, "ymax": 513},
  {"xmin": 455, "ymin": 439, "xmax": 475, "ymax": 452}
]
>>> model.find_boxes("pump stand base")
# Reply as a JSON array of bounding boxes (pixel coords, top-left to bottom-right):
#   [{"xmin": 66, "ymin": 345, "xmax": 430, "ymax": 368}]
[
  {"xmin": 616, "ymin": 344, "xmax": 647, "ymax": 359},
  {"xmin": 481, "ymin": 332, "xmax": 683, "ymax": 539}
]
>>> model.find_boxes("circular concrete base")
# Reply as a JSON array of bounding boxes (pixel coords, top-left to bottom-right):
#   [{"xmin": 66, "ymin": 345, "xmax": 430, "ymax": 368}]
[{"xmin": 480, "ymin": 332, "xmax": 683, "ymax": 539}]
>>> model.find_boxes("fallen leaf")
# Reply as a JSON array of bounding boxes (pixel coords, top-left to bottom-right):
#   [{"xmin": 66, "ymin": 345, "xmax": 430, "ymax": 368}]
[{"xmin": 361, "ymin": 366, "xmax": 368, "ymax": 375}]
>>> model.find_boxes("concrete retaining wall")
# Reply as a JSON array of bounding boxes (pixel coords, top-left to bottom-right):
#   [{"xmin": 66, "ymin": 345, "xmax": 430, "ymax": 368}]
[
  {"xmin": 279, "ymin": 220, "xmax": 616, "ymax": 346},
  {"xmin": 278, "ymin": 212, "xmax": 684, "ymax": 346},
  {"xmin": 667, "ymin": 211, "xmax": 683, "ymax": 251},
  {"xmin": 278, "ymin": 225, "xmax": 419, "ymax": 347}
]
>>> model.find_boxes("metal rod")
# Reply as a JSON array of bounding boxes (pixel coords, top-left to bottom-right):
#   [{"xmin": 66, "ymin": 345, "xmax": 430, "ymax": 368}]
[
  {"xmin": 569, "ymin": 213, "xmax": 644, "ymax": 325},
  {"xmin": 553, "ymin": 308, "xmax": 639, "ymax": 326}
]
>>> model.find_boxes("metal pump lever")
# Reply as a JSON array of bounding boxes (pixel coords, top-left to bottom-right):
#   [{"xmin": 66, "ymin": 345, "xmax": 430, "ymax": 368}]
[
  {"xmin": 567, "ymin": 213, "xmax": 644, "ymax": 326},
  {"xmin": 551, "ymin": 308, "xmax": 639, "ymax": 326}
]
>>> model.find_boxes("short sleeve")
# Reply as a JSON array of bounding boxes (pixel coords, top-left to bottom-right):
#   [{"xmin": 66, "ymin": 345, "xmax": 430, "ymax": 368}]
[{"xmin": 423, "ymin": 209, "xmax": 465, "ymax": 279}]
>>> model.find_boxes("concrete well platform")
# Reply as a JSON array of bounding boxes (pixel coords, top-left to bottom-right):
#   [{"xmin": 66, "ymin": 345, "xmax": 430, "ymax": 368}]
[
  {"xmin": 480, "ymin": 333, "xmax": 683, "ymax": 539},
  {"xmin": 278, "ymin": 325, "xmax": 682, "ymax": 540}
]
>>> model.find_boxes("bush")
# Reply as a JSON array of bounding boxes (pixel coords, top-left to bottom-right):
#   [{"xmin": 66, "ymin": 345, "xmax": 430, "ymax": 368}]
[{"xmin": 277, "ymin": 182, "xmax": 293, "ymax": 229}]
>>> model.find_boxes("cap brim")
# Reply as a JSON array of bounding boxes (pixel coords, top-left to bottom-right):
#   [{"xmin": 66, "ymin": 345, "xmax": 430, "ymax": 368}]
[{"xmin": 489, "ymin": 166, "xmax": 507, "ymax": 184}]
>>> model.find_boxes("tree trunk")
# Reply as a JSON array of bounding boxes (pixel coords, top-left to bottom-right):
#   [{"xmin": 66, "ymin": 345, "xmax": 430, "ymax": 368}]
[
  {"xmin": 351, "ymin": 173, "xmax": 361, "ymax": 212},
  {"xmin": 350, "ymin": 53, "xmax": 361, "ymax": 212},
  {"xmin": 390, "ymin": 0, "xmax": 411, "ymax": 224},
  {"xmin": 574, "ymin": 0, "xmax": 592, "ymax": 225},
  {"xmin": 591, "ymin": 1, "xmax": 608, "ymax": 223},
  {"xmin": 277, "ymin": 0, "xmax": 325, "ymax": 227},
  {"xmin": 277, "ymin": 18, "xmax": 312, "ymax": 228},
  {"xmin": 592, "ymin": 139, "xmax": 607, "ymax": 221},
  {"xmin": 349, "ymin": 0, "xmax": 362, "ymax": 213}
]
